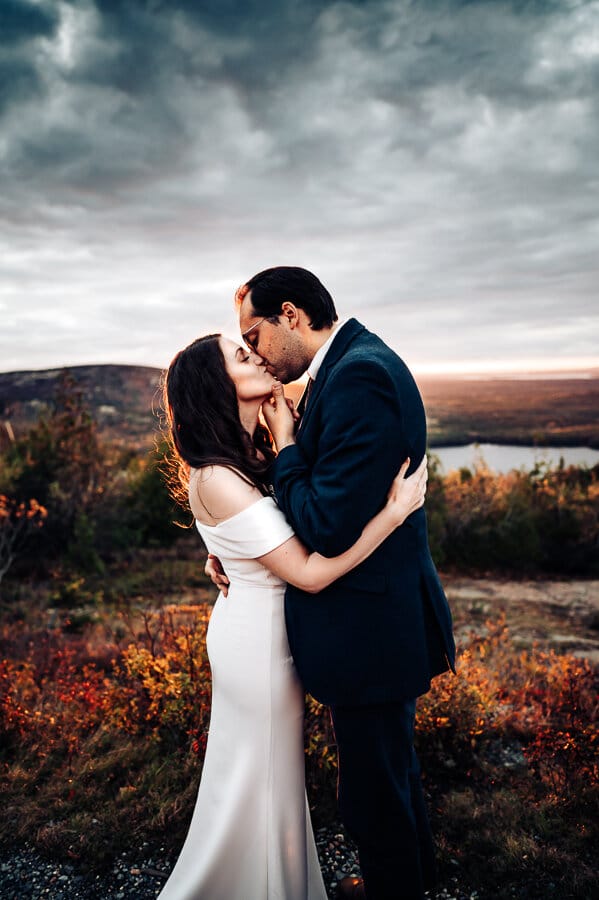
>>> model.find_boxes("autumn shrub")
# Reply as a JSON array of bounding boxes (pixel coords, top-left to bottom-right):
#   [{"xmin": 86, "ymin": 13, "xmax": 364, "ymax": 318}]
[
  {"xmin": 106, "ymin": 605, "xmax": 212, "ymax": 752},
  {"xmin": 0, "ymin": 494, "xmax": 47, "ymax": 584},
  {"xmin": 5, "ymin": 374, "xmax": 105, "ymax": 568},
  {"xmin": 423, "ymin": 623, "xmax": 598, "ymax": 899},
  {"xmin": 92, "ymin": 443, "xmax": 186, "ymax": 559},
  {"xmin": 416, "ymin": 617, "xmax": 511, "ymax": 774},
  {"xmin": 531, "ymin": 463, "xmax": 599, "ymax": 573},
  {"xmin": 1, "ymin": 376, "xmax": 184, "ymax": 581},
  {"xmin": 418, "ymin": 615, "xmax": 598, "ymax": 794},
  {"xmin": 0, "ymin": 640, "xmax": 107, "ymax": 777},
  {"xmin": 430, "ymin": 460, "xmax": 599, "ymax": 574},
  {"xmin": 304, "ymin": 695, "xmax": 338, "ymax": 822},
  {"xmin": 439, "ymin": 466, "xmax": 540, "ymax": 570},
  {"xmin": 421, "ymin": 456, "xmax": 447, "ymax": 567},
  {"xmin": 502, "ymin": 649, "xmax": 598, "ymax": 795}
]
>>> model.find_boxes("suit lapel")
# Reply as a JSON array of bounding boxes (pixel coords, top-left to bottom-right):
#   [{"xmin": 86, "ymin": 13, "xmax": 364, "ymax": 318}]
[{"xmin": 296, "ymin": 318, "xmax": 365, "ymax": 436}]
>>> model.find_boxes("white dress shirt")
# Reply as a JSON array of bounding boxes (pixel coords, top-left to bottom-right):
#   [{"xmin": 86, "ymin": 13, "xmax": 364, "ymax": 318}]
[{"xmin": 306, "ymin": 319, "xmax": 347, "ymax": 382}]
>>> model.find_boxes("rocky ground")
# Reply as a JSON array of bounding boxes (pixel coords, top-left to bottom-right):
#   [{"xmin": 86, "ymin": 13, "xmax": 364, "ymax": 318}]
[
  {"xmin": 443, "ymin": 575, "xmax": 599, "ymax": 665},
  {"xmin": 0, "ymin": 826, "xmax": 479, "ymax": 900}
]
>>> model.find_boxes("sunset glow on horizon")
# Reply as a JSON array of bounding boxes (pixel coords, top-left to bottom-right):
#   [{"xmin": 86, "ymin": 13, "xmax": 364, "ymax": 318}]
[{"xmin": 411, "ymin": 357, "xmax": 599, "ymax": 378}]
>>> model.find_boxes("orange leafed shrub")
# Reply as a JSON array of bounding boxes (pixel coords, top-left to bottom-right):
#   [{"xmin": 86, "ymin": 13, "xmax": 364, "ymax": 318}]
[
  {"xmin": 416, "ymin": 617, "xmax": 511, "ymax": 769},
  {"xmin": 417, "ymin": 615, "xmax": 598, "ymax": 796},
  {"xmin": 0, "ymin": 494, "xmax": 47, "ymax": 582},
  {"xmin": 0, "ymin": 642, "xmax": 106, "ymax": 761},
  {"xmin": 106, "ymin": 605, "xmax": 212, "ymax": 750},
  {"xmin": 1, "ymin": 610, "xmax": 596, "ymax": 812},
  {"xmin": 503, "ymin": 649, "xmax": 598, "ymax": 794}
]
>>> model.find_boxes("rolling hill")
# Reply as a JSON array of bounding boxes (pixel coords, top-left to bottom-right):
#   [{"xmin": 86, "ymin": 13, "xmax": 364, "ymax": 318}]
[{"xmin": 0, "ymin": 365, "xmax": 598, "ymax": 450}]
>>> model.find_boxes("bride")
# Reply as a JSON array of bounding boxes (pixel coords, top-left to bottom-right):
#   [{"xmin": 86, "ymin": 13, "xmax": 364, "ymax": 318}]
[{"xmin": 158, "ymin": 333, "xmax": 428, "ymax": 900}]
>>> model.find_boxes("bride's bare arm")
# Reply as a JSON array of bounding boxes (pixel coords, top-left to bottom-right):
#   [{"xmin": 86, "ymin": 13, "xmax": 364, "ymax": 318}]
[
  {"xmin": 196, "ymin": 459, "xmax": 427, "ymax": 594},
  {"xmin": 257, "ymin": 456, "xmax": 427, "ymax": 593}
]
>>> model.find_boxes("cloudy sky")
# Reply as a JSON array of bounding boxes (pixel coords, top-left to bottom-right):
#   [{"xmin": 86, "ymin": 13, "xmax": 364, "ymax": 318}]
[{"xmin": 1, "ymin": 0, "xmax": 598, "ymax": 374}]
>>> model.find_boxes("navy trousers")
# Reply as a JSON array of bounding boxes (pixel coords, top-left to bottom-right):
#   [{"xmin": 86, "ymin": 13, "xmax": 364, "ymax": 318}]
[{"xmin": 330, "ymin": 699, "xmax": 436, "ymax": 900}]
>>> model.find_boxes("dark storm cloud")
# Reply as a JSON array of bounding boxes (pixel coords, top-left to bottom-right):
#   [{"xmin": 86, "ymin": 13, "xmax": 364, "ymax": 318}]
[
  {"xmin": 1, "ymin": 0, "xmax": 597, "ymax": 371},
  {"xmin": 0, "ymin": 57, "xmax": 42, "ymax": 115},
  {"xmin": 0, "ymin": 1, "xmax": 58, "ymax": 115},
  {"xmin": 0, "ymin": 0, "xmax": 58, "ymax": 43}
]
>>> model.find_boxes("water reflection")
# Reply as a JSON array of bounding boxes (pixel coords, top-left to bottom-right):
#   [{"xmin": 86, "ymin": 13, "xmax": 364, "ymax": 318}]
[{"xmin": 431, "ymin": 444, "xmax": 599, "ymax": 475}]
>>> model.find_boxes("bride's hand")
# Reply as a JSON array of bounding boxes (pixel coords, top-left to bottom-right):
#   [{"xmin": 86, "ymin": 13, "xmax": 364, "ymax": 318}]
[
  {"xmin": 262, "ymin": 382, "xmax": 297, "ymax": 452},
  {"xmin": 385, "ymin": 455, "xmax": 428, "ymax": 526}
]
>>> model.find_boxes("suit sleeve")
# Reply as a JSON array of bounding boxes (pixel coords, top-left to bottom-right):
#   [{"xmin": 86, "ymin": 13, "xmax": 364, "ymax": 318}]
[{"xmin": 272, "ymin": 360, "xmax": 412, "ymax": 557}]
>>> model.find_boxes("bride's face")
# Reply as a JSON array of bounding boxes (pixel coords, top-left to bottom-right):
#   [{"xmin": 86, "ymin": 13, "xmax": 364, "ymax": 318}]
[{"xmin": 219, "ymin": 337, "xmax": 276, "ymax": 402}]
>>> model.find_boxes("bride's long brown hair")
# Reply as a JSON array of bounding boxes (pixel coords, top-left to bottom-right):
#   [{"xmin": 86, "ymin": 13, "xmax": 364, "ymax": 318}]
[{"xmin": 162, "ymin": 334, "xmax": 275, "ymax": 509}]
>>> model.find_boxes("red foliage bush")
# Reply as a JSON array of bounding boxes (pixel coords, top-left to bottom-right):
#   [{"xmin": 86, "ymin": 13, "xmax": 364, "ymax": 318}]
[{"xmin": 1, "ymin": 611, "xmax": 596, "ymax": 817}]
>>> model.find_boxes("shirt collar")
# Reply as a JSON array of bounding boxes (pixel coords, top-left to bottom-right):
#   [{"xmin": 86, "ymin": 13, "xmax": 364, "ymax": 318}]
[{"xmin": 307, "ymin": 319, "xmax": 347, "ymax": 382}]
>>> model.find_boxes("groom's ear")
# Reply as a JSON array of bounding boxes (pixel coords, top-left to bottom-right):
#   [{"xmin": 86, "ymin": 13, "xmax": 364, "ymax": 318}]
[{"xmin": 280, "ymin": 301, "xmax": 300, "ymax": 328}]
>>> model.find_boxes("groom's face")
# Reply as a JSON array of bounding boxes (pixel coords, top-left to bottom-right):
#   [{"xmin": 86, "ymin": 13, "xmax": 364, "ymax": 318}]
[{"xmin": 239, "ymin": 293, "xmax": 310, "ymax": 384}]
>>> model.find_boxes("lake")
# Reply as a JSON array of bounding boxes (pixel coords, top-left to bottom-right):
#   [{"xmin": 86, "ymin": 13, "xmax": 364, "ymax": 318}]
[{"xmin": 431, "ymin": 443, "xmax": 599, "ymax": 474}]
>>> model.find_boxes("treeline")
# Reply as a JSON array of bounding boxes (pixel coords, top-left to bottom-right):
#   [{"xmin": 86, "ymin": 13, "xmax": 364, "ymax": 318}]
[
  {"xmin": 0, "ymin": 373, "xmax": 187, "ymax": 587},
  {"xmin": 426, "ymin": 455, "xmax": 599, "ymax": 574},
  {"xmin": 1, "ymin": 373, "xmax": 598, "ymax": 584}
]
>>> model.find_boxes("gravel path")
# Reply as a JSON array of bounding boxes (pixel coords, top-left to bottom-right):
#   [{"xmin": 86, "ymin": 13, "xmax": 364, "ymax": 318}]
[{"xmin": 0, "ymin": 825, "xmax": 479, "ymax": 899}]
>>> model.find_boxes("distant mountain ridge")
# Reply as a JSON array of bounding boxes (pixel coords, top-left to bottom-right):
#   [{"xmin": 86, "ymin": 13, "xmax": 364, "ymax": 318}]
[
  {"xmin": 0, "ymin": 365, "xmax": 163, "ymax": 447},
  {"xmin": 1, "ymin": 364, "xmax": 598, "ymax": 450}
]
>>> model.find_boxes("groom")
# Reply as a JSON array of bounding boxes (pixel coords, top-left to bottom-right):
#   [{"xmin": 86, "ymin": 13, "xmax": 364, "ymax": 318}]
[{"xmin": 214, "ymin": 266, "xmax": 455, "ymax": 900}]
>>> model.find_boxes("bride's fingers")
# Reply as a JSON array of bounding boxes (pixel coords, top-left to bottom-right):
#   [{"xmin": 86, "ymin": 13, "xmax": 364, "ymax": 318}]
[
  {"xmin": 397, "ymin": 458, "xmax": 410, "ymax": 480},
  {"xmin": 285, "ymin": 397, "xmax": 300, "ymax": 420},
  {"xmin": 270, "ymin": 382, "xmax": 284, "ymax": 409}
]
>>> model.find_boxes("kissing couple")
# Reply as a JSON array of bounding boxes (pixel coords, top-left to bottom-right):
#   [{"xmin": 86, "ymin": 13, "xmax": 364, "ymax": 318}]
[{"xmin": 158, "ymin": 266, "xmax": 455, "ymax": 900}]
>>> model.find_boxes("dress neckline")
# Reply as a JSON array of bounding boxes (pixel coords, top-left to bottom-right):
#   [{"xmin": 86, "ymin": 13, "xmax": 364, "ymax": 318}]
[{"xmin": 195, "ymin": 495, "xmax": 273, "ymax": 530}]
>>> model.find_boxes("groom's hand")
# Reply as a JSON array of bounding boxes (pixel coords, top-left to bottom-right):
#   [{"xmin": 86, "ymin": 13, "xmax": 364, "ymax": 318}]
[{"xmin": 205, "ymin": 553, "xmax": 230, "ymax": 597}]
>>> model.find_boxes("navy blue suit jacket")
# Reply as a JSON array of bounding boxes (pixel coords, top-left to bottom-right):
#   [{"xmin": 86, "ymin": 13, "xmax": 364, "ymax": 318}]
[{"xmin": 271, "ymin": 318, "xmax": 456, "ymax": 706}]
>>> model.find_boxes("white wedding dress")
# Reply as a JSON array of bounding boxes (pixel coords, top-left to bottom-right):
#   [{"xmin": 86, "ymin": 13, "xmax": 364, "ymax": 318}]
[{"xmin": 158, "ymin": 496, "xmax": 328, "ymax": 900}]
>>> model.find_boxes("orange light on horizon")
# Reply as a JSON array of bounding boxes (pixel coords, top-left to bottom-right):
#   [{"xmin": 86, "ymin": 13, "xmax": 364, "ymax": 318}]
[{"xmin": 411, "ymin": 356, "xmax": 599, "ymax": 377}]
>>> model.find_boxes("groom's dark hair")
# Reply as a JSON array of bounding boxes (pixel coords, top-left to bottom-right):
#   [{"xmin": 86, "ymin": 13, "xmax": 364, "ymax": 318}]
[{"xmin": 242, "ymin": 266, "xmax": 338, "ymax": 331}]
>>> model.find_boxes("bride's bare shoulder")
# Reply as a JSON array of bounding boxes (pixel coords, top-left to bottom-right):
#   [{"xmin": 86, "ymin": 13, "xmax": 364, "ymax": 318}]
[{"xmin": 189, "ymin": 465, "xmax": 264, "ymax": 525}]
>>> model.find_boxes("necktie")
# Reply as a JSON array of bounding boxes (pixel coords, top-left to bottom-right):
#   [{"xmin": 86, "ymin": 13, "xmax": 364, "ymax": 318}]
[{"xmin": 296, "ymin": 376, "xmax": 314, "ymax": 420}]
